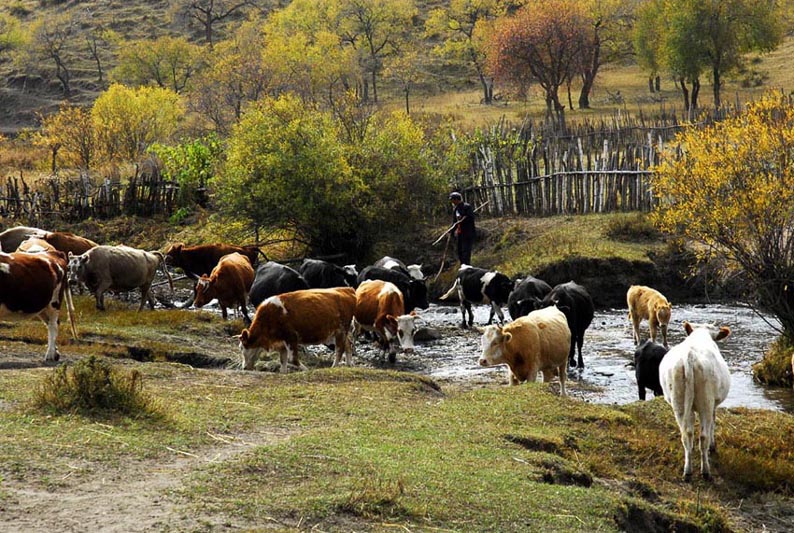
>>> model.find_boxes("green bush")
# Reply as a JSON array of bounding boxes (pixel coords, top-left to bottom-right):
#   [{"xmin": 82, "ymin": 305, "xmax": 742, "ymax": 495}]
[
  {"xmin": 753, "ymin": 336, "xmax": 794, "ymax": 387},
  {"xmin": 34, "ymin": 356, "xmax": 161, "ymax": 417},
  {"xmin": 605, "ymin": 212, "xmax": 663, "ymax": 242}
]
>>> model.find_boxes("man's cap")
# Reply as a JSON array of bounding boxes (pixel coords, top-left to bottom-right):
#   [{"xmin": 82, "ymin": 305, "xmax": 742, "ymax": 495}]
[{"xmin": 448, "ymin": 192, "xmax": 462, "ymax": 201}]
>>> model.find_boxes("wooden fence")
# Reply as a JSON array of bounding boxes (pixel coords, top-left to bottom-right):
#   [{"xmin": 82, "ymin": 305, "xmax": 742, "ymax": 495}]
[
  {"xmin": 0, "ymin": 160, "xmax": 179, "ymax": 225},
  {"xmin": 458, "ymin": 108, "xmax": 736, "ymax": 217}
]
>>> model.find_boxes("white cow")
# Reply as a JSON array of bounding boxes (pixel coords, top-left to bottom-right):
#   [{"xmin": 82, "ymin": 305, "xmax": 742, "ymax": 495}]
[{"xmin": 659, "ymin": 321, "xmax": 731, "ymax": 481}]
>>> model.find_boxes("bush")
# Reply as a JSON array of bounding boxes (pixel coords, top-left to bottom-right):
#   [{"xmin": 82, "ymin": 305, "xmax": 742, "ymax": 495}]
[
  {"xmin": 34, "ymin": 356, "xmax": 161, "ymax": 417},
  {"xmin": 605, "ymin": 212, "xmax": 663, "ymax": 242},
  {"xmin": 752, "ymin": 337, "xmax": 794, "ymax": 387}
]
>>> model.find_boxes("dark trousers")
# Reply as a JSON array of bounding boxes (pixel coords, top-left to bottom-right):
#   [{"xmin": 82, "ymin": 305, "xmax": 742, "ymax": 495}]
[{"xmin": 457, "ymin": 234, "xmax": 474, "ymax": 265}]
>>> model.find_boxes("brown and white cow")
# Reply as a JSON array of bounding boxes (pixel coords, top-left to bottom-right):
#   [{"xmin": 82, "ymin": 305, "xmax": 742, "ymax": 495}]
[
  {"xmin": 0, "ymin": 250, "xmax": 77, "ymax": 361},
  {"xmin": 69, "ymin": 245, "xmax": 174, "ymax": 311},
  {"xmin": 238, "ymin": 287, "xmax": 356, "ymax": 372},
  {"xmin": 16, "ymin": 237, "xmax": 57, "ymax": 253},
  {"xmin": 0, "ymin": 225, "xmax": 45, "ymax": 252},
  {"xmin": 479, "ymin": 305, "xmax": 571, "ymax": 395},
  {"xmin": 194, "ymin": 252, "xmax": 255, "ymax": 322},
  {"xmin": 352, "ymin": 279, "xmax": 419, "ymax": 364},
  {"xmin": 628, "ymin": 285, "xmax": 672, "ymax": 348}
]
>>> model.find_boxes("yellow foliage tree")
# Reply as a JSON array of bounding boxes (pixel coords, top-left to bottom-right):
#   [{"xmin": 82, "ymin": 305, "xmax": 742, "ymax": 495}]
[
  {"xmin": 654, "ymin": 94, "xmax": 794, "ymax": 338},
  {"xmin": 36, "ymin": 103, "xmax": 97, "ymax": 171},
  {"xmin": 92, "ymin": 84, "xmax": 184, "ymax": 162}
]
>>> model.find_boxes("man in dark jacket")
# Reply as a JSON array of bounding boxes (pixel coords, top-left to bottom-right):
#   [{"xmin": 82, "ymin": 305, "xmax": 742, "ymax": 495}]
[{"xmin": 449, "ymin": 192, "xmax": 476, "ymax": 265}]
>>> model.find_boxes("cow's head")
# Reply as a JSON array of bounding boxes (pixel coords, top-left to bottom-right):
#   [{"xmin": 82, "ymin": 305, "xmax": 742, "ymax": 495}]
[
  {"xmin": 513, "ymin": 297, "xmax": 543, "ymax": 318},
  {"xmin": 655, "ymin": 302, "xmax": 672, "ymax": 325},
  {"xmin": 485, "ymin": 272, "xmax": 515, "ymax": 305},
  {"xmin": 164, "ymin": 242, "xmax": 183, "ymax": 266},
  {"xmin": 479, "ymin": 324, "xmax": 510, "ymax": 367},
  {"xmin": 406, "ymin": 264, "xmax": 424, "ymax": 281},
  {"xmin": 68, "ymin": 251, "xmax": 89, "ymax": 283},
  {"xmin": 238, "ymin": 329, "xmax": 263, "ymax": 370},
  {"xmin": 193, "ymin": 275, "xmax": 214, "ymax": 308},
  {"xmin": 393, "ymin": 312, "xmax": 420, "ymax": 353},
  {"xmin": 683, "ymin": 321, "xmax": 730, "ymax": 342},
  {"xmin": 342, "ymin": 264, "xmax": 358, "ymax": 287}
]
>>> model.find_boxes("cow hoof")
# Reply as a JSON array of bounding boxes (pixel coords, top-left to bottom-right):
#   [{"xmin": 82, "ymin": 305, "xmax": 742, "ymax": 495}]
[
  {"xmin": 388, "ymin": 353, "xmax": 396, "ymax": 364},
  {"xmin": 460, "ymin": 322, "xmax": 469, "ymax": 329}
]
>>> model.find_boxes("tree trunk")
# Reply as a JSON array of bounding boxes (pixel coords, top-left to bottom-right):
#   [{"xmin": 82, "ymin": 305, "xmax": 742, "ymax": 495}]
[
  {"xmin": 404, "ymin": 87, "xmax": 409, "ymax": 114},
  {"xmin": 371, "ymin": 70, "xmax": 378, "ymax": 104},
  {"xmin": 578, "ymin": 25, "xmax": 600, "ymax": 109},
  {"xmin": 691, "ymin": 78, "xmax": 700, "ymax": 112},
  {"xmin": 478, "ymin": 72, "xmax": 492, "ymax": 104},
  {"xmin": 679, "ymin": 77, "xmax": 690, "ymax": 112},
  {"xmin": 712, "ymin": 66, "xmax": 721, "ymax": 109},
  {"xmin": 655, "ymin": 76, "xmax": 661, "ymax": 92},
  {"xmin": 648, "ymin": 76, "xmax": 655, "ymax": 93},
  {"xmin": 567, "ymin": 80, "xmax": 574, "ymax": 110}
]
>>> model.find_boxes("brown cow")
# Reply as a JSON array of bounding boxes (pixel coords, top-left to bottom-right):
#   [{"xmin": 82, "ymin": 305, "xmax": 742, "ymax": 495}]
[
  {"xmin": 239, "ymin": 287, "xmax": 356, "ymax": 372},
  {"xmin": 38, "ymin": 231, "xmax": 98, "ymax": 256},
  {"xmin": 627, "ymin": 285, "xmax": 672, "ymax": 348},
  {"xmin": 352, "ymin": 280, "xmax": 419, "ymax": 364},
  {"xmin": 194, "ymin": 252, "xmax": 255, "ymax": 321},
  {"xmin": 0, "ymin": 250, "xmax": 77, "ymax": 361},
  {"xmin": 164, "ymin": 242, "xmax": 265, "ymax": 279}
]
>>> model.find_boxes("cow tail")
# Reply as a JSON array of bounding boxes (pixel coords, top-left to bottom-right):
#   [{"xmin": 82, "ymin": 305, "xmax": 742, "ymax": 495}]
[
  {"xmin": 153, "ymin": 251, "xmax": 175, "ymax": 295},
  {"xmin": 439, "ymin": 278, "xmax": 460, "ymax": 301},
  {"xmin": 682, "ymin": 350, "xmax": 696, "ymax": 424}
]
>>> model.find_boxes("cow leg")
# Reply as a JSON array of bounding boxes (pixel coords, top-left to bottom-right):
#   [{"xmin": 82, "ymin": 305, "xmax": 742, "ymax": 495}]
[
  {"xmin": 94, "ymin": 281, "xmax": 111, "ymax": 310},
  {"xmin": 576, "ymin": 333, "xmax": 585, "ymax": 369},
  {"xmin": 240, "ymin": 300, "xmax": 252, "ymax": 326},
  {"xmin": 488, "ymin": 302, "xmax": 505, "ymax": 325},
  {"xmin": 699, "ymin": 410, "xmax": 715, "ymax": 481},
  {"xmin": 138, "ymin": 283, "xmax": 154, "ymax": 311},
  {"xmin": 333, "ymin": 329, "xmax": 350, "ymax": 367},
  {"xmin": 568, "ymin": 340, "xmax": 576, "ymax": 369},
  {"xmin": 630, "ymin": 312, "xmax": 642, "ymax": 345},
  {"xmin": 557, "ymin": 362, "xmax": 567, "ymax": 396},
  {"xmin": 220, "ymin": 306, "xmax": 228, "ymax": 320},
  {"xmin": 38, "ymin": 307, "xmax": 61, "ymax": 362},
  {"xmin": 661, "ymin": 323, "xmax": 669, "ymax": 348},
  {"xmin": 677, "ymin": 410, "xmax": 696, "ymax": 481},
  {"xmin": 458, "ymin": 301, "xmax": 468, "ymax": 328},
  {"xmin": 649, "ymin": 318, "xmax": 658, "ymax": 344},
  {"xmin": 638, "ymin": 383, "xmax": 647, "ymax": 401},
  {"xmin": 349, "ymin": 320, "xmax": 361, "ymax": 362},
  {"xmin": 277, "ymin": 347, "xmax": 289, "ymax": 373},
  {"xmin": 507, "ymin": 367, "xmax": 519, "ymax": 386},
  {"xmin": 464, "ymin": 301, "xmax": 474, "ymax": 328}
]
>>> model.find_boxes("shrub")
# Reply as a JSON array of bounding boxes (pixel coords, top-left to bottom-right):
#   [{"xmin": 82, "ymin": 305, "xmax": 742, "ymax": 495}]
[
  {"xmin": 34, "ymin": 356, "xmax": 161, "ymax": 417},
  {"xmin": 605, "ymin": 212, "xmax": 663, "ymax": 242},
  {"xmin": 752, "ymin": 336, "xmax": 794, "ymax": 387}
]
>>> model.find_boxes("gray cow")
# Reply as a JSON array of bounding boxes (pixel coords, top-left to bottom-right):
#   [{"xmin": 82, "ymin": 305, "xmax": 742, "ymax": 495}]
[{"xmin": 69, "ymin": 245, "xmax": 174, "ymax": 311}]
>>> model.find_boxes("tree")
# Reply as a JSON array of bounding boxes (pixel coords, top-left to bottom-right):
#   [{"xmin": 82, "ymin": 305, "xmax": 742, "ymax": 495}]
[
  {"xmin": 633, "ymin": 0, "xmax": 663, "ymax": 93},
  {"xmin": 25, "ymin": 13, "xmax": 82, "ymax": 96},
  {"xmin": 92, "ymin": 84, "xmax": 185, "ymax": 162},
  {"xmin": 216, "ymin": 94, "xmax": 369, "ymax": 255},
  {"xmin": 485, "ymin": 0, "xmax": 592, "ymax": 127},
  {"xmin": 425, "ymin": 0, "xmax": 506, "ymax": 105},
  {"xmin": 0, "ymin": 13, "xmax": 25, "ymax": 59},
  {"xmin": 171, "ymin": 0, "xmax": 252, "ymax": 47},
  {"xmin": 84, "ymin": 23, "xmax": 117, "ymax": 85},
  {"xmin": 113, "ymin": 36, "xmax": 204, "ymax": 93},
  {"xmin": 653, "ymin": 94, "xmax": 794, "ymax": 339},
  {"xmin": 336, "ymin": 0, "xmax": 417, "ymax": 103},
  {"xmin": 383, "ymin": 46, "xmax": 422, "ymax": 114},
  {"xmin": 37, "ymin": 104, "xmax": 97, "ymax": 171}
]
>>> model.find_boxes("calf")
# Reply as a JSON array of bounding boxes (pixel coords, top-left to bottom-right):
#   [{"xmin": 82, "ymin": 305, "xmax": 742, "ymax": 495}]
[
  {"xmin": 659, "ymin": 322, "xmax": 731, "ymax": 481},
  {"xmin": 373, "ymin": 256, "xmax": 425, "ymax": 281},
  {"xmin": 69, "ymin": 245, "xmax": 174, "ymax": 311},
  {"xmin": 627, "ymin": 285, "xmax": 672, "ymax": 348},
  {"xmin": 539, "ymin": 281, "xmax": 594, "ymax": 369},
  {"xmin": 0, "ymin": 250, "xmax": 77, "ymax": 361},
  {"xmin": 634, "ymin": 339, "xmax": 668, "ymax": 400},
  {"xmin": 194, "ymin": 252, "xmax": 255, "ymax": 322},
  {"xmin": 300, "ymin": 258, "xmax": 358, "ymax": 289},
  {"xmin": 440, "ymin": 265, "xmax": 514, "ymax": 328},
  {"xmin": 238, "ymin": 287, "xmax": 356, "ymax": 372},
  {"xmin": 478, "ymin": 306, "xmax": 570, "ymax": 395},
  {"xmin": 249, "ymin": 261, "xmax": 309, "ymax": 307},
  {"xmin": 507, "ymin": 276, "xmax": 553, "ymax": 320},
  {"xmin": 352, "ymin": 280, "xmax": 419, "ymax": 363},
  {"xmin": 0, "ymin": 225, "xmax": 45, "ymax": 252},
  {"xmin": 357, "ymin": 266, "xmax": 429, "ymax": 312}
]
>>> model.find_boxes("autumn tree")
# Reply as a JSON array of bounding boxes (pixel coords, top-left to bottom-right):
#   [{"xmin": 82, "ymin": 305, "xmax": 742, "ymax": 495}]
[
  {"xmin": 336, "ymin": 0, "xmax": 417, "ymax": 103},
  {"xmin": 84, "ymin": 23, "xmax": 118, "ymax": 85},
  {"xmin": 485, "ymin": 0, "xmax": 591, "ymax": 127},
  {"xmin": 633, "ymin": 0, "xmax": 663, "ymax": 93},
  {"xmin": 170, "ymin": 0, "xmax": 253, "ymax": 47},
  {"xmin": 425, "ymin": 0, "xmax": 506, "ymax": 105},
  {"xmin": 92, "ymin": 84, "xmax": 184, "ymax": 162},
  {"xmin": 384, "ymin": 46, "xmax": 421, "ymax": 114},
  {"xmin": 37, "ymin": 104, "xmax": 97, "ymax": 171},
  {"xmin": 24, "ymin": 12, "xmax": 82, "ymax": 96},
  {"xmin": 113, "ymin": 36, "xmax": 203, "ymax": 93},
  {"xmin": 653, "ymin": 94, "xmax": 794, "ymax": 339}
]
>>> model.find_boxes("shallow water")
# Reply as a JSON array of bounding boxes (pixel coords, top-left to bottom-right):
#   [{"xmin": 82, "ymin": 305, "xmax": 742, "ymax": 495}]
[{"xmin": 406, "ymin": 303, "xmax": 794, "ymax": 413}]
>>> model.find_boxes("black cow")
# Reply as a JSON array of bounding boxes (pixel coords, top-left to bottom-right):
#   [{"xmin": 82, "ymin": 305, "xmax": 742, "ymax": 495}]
[
  {"xmin": 249, "ymin": 261, "xmax": 310, "ymax": 307},
  {"xmin": 357, "ymin": 266, "xmax": 429, "ymax": 312},
  {"xmin": 507, "ymin": 276, "xmax": 553, "ymax": 320},
  {"xmin": 373, "ymin": 256, "xmax": 424, "ymax": 281},
  {"xmin": 539, "ymin": 281, "xmax": 594, "ymax": 369},
  {"xmin": 440, "ymin": 265, "xmax": 514, "ymax": 328},
  {"xmin": 299, "ymin": 259, "xmax": 358, "ymax": 289},
  {"xmin": 634, "ymin": 339, "xmax": 668, "ymax": 401}
]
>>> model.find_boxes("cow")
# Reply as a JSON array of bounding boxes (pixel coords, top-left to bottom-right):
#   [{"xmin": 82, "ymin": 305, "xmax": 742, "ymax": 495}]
[
  {"xmin": 69, "ymin": 245, "xmax": 174, "ymax": 311},
  {"xmin": 538, "ymin": 281, "xmax": 594, "ymax": 369},
  {"xmin": 0, "ymin": 226, "xmax": 45, "ymax": 252},
  {"xmin": 439, "ymin": 265, "xmax": 514, "ymax": 328},
  {"xmin": 17, "ymin": 237, "xmax": 57, "ymax": 253},
  {"xmin": 299, "ymin": 258, "xmax": 358, "ymax": 289},
  {"xmin": 357, "ymin": 266, "xmax": 429, "ymax": 313},
  {"xmin": 0, "ymin": 250, "xmax": 77, "ymax": 361},
  {"xmin": 193, "ymin": 252, "xmax": 255, "ymax": 322},
  {"xmin": 238, "ymin": 287, "xmax": 356, "ymax": 372},
  {"xmin": 373, "ymin": 256, "xmax": 425, "ymax": 281},
  {"xmin": 507, "ymin": 276, "xmax": 553, "ymax": 320},
  {"xmin": 478, "ymin": 305, "xmax": 570, "ymax": 395},
  {"xmin": 34, "ymin": 230, "xmax": 99, "ymax": 256},
  {"xmin": 352, "ymin": 280, "xmax": 419, "ymax": 363},
  {"xmin": 249, "ymin": 261, "xmax": 309, "ymax": 308},
  {"xmin": 634, "ymin": 339, "xmax": 669, "ymax": 400},
  {"xmin": 659, "ymin": 322, "xmax": 731, "ymax": 481},
  {"xmin": 627, "ymin": 285, "xmax": 672, "ymax": 348}
]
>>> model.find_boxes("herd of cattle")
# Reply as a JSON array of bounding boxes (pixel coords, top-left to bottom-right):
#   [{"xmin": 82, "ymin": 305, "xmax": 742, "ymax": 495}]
[{"xmin": 0, "ymin": 225, "xmax": 735, "ymax": 481}]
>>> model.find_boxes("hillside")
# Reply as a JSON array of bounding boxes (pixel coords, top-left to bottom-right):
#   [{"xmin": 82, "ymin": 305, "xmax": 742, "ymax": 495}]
[{"xmin": 1, "ymin": 0, "xmax": 793, "ymax": 134}]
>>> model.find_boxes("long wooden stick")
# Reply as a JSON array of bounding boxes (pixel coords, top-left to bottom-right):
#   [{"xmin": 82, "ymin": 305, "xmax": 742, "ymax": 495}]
[
  {"xmin": 431, "ymin": 200, "xmax": 490, "ymax": 246},
  {"xmin": 432, "ymin": 232, "xmax": 453, "ymax": 282}
]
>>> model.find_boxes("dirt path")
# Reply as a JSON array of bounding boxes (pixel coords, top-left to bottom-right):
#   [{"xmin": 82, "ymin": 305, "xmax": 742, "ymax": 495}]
[{"xmin": 1, "ymin": 430, "xmax": 291, "ymax": 532}]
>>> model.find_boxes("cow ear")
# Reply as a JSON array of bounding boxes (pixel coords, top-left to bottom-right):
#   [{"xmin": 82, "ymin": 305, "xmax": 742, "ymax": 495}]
[
  {"xmin": 503, "ymin": 332, "xmax": 513, "ymax": 344},
  {"xmin": 239, "ymin": 330, "xmax": 249, "ymax": 344},
  {"xmin": 683, "ymin": 322, "xmax": 694, "ymax": 336},
  {"xmin": 384, "ymin": 315, "xmax": 398, "ymax": 334},
  {"xmin": 68, "ymin": 251, "xmax": 74, "ymax": 259},
  {"xmin": 716, "ymin": 326, "xmax": 731, "ymax": 341}
]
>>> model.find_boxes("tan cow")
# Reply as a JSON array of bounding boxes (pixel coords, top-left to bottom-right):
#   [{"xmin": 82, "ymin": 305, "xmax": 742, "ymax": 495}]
[
  {"xmin": 194, "ymin": 252, "xmax": 255, "ymax": 322},
  {"xmin": 627, "ymin": 285, "xmax": 672, "ymax": 348},
  {"xmin": 239, "ymin": 287, "xmax": 356, "ymax": 372},
  {"xmin": 0, "ymin": 250, "xmax": 77, "ymax": 361},
  {"xmin": 479, "ymin": 305, "xmax": 571, "ymax": 395},
  {"xmin": 16, "ymin": 237, "xmax": 57, "ymax": 253},
  {"xmin": 352, "ymin": 279, "xmax": 419, "ymax": 364}
]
